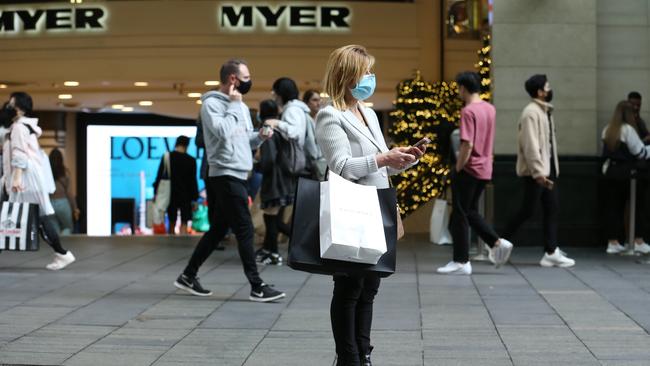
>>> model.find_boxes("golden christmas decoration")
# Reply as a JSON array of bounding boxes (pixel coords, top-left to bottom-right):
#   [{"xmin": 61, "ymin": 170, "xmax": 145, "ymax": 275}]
[{"xmin": 389, "ymin": 35, "xmax": 492, "ymax": 216}]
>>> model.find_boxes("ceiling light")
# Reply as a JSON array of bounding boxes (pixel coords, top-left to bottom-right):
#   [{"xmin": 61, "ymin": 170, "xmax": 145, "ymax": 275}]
[
  {"xmin": 122, "ymin": 107, "xmax": 134, "ymax": 112},
  {"xmin": 204, "ymin": 81, "xmax": 220, "ymax": 86},
  {"xmin": 319, "ymin": 92, "xmax": 330, "ymax": 98},
  {"xmin": 187, "ymin": 92, "xmax": 202, "ymax": 98},
  {"xmin": 58, "ymin": 94, "xmax": 73, "ymax": 100},
  {"xmin": 196, "ymin": 100, "xmax": 202, "ymax": 105},
  {"xmin": 111, "ymin": 104, "xmax": 124, "ymax": 109},
  {"xmin": 0, "ymin": 84, "xmax": 8, "ymax": 89},
  {"xmin": 139, "ymin": 101, "xmax": 153, "ymax": 106},
  {"xmin": 134, "ymin": 82, "xmax": 149, "ymax": 87},
  {"xmin": 64, "ymin": 81, "xmax": 79, "ymax": 87},
  {"xmin": 364, "ymin": 102, "xmax": 374, "ymax": 107}
]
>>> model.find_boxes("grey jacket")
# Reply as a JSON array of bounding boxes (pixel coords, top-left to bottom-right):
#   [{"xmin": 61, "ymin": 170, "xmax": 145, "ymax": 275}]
[
  {"xmin": 200, "ymin": 91, "xmax": 262, "ymax": 180},
  {"xmin": 277, "ymin": 100, "xmax": 310, "ymax": 146},
  {"xmin": 315, "ymin": 104, "xmax": 411, "ymax": 189}
]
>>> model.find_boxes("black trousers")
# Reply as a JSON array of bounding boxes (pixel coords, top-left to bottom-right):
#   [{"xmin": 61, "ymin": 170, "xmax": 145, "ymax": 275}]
[
  {"xmin": 40, "ymin": 215, "xmax": 67, "ymax": 255},
  {"xmin": 603, "ymin": 178, "xmax": 647, "ymax": 241},
  {"xmin": 450, "ymin": 171, "xmax": 500, "ymax": 263},
  {"xmin": 167, "ymin": 201, "xmax": 192, "ymax": 230},
  {"xmin": 331, "ymin": 274, "xmax": 380, "ymax": 366},
  {"xmin": 183, "ymin": 176, "xmax": 263, "ymax": 287},
  {"xmin": 502, "ymin": 177, "xmax": 559, "ymax": 254}
]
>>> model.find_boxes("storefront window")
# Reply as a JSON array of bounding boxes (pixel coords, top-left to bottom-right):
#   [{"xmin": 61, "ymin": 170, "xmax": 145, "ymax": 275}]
[{"xmin": 446, "ymin": 0, "xmax": 491, "ymax": 39}]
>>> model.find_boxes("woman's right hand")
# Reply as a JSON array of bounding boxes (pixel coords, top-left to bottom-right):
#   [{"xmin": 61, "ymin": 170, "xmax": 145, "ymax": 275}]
[
  {"xmin": 376, "ymin": 147, "xmax": 416, "ymax": 170},
  {"xmin": 11, "ymin": 171, "xmax": 23, "ymax": 193}
]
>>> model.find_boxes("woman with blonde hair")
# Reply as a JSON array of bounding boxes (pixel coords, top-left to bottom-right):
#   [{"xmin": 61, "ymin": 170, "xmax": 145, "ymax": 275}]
[
  {"xmin": 315, "ymin": 45, "xmax": 427, "ymax": 366},
  {"xmin": 602, "ymin": 100, "xmax": 650, "ymax": 254}
]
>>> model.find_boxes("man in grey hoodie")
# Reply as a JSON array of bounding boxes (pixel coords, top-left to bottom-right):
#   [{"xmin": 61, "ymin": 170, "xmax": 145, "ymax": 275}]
[{"xmin": 174, "ymin": 59, "xmax": 286, "ymax": 303}]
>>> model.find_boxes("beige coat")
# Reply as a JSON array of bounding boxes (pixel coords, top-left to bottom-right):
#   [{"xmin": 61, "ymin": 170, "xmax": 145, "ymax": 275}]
[{"xmin": 516, "ymin": 99, "xmax": 560, "ymax": 178}]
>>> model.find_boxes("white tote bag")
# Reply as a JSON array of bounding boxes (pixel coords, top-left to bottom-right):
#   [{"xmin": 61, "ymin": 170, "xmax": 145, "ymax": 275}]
[
  {"xmin": 430, "ymin": 198, "xmax": 452, "ymax": 245},
  {"xmin": 152, "ymin": 153, "xmax": 171, "ymax": 225},
  {"xmin": 319, "ymin": 171, "xmax": 387, "ymax": 264}
]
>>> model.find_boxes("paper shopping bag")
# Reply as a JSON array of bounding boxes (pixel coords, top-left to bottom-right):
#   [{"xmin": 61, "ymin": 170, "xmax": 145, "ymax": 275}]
[
  {"xmin": 319, "ymin": 172, "xmax": 387, "ymax": 264},
  {"xmin": 430, "ymin": 198, "xmax": 452, "ymax": 245},
  {"xmin": 0, "ymin": 202, "xmax": 40, "ymax": 251}
]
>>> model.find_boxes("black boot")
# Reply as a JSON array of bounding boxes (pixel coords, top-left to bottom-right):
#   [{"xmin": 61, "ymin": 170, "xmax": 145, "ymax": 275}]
[{"xmin": 360, "ymin": 346, "xmax": 373, "ymax": 366}]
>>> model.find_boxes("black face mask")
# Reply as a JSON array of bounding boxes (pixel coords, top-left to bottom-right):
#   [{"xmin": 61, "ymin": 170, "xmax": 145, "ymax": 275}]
[
  {"xmin": 545, "ymin": 90, "xmax": 553, "ymax": 103},
  {"xmin": 236, "ymin": 78, "xmax": 252, "ymax": 95},
  {"xmin": 0, "ymin": 103, "xmax": 16, "ymax": 128}
]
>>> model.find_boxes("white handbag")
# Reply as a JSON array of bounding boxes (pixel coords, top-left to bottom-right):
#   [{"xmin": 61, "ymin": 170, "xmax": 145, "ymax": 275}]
[
  {"xmin": 152, "ymin": 153, "xmax": 171, "ymax": 225},
  {"xmin": 430, "ymin": 198, "xmax": 452, "ymax": 245},
  {"xmin": 319, "ymin": 171, "xmax": 387, "ymax": 264}
]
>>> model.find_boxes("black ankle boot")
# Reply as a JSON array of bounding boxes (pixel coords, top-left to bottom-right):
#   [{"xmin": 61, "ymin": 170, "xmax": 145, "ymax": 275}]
[{"xmin": 360, "ymin": 346, "xmax": 373, "ymax": 366}]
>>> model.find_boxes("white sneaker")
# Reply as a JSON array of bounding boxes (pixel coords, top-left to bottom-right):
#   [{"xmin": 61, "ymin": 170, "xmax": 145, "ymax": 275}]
[
  {"xmin": 557, "ymin": 247, "xmax": 568, "ymax": 256},
  {"xmin": 634, "ymin": 242, "xmax": 650, "ymax": 254},
  {"xmin": 606, "ymin": 243, "xmax": 626, "ymax": 254},
  {"xmin": 540, "ymin": 248, "xmax": 575, "ymax": 268},
  {"xmin": 488, "ymin": 239, "xmax": 513, "ymax": 268},
  {"xmin": 46, "ymin": 251, "xmax": 76, "ymax": 270},
  {"xmin": 437, "ymin": 261, "xmax": 472, "ymax": 275}
]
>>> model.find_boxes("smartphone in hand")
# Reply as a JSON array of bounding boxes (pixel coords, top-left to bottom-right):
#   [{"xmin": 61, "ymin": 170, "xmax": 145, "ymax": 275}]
[{"xmin": 412, "ymin": 137, "xmax": 431, "ymax": 148}]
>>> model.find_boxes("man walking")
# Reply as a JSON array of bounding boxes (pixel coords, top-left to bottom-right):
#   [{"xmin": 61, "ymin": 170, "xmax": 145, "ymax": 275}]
[
  {"xmin": 154, "ymin": 135, "xmax": 198, "ymax": 235},
  {"xmin": 501, "ymin": 74, "xmax": 575, "ymax": 267},
  {"xmin": 174, "ymin": 59, "xmax": 286, "ymax": 302},
  {"xmin": 437, "ymin": 72, "xmax": 513, "ymax": 275}
]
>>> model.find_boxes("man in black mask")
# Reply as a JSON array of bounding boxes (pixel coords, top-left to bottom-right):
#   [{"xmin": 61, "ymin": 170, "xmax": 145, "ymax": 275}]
[
  {"xmin": 501, "ymin": 74, "xmax": 576, "ymax": 268},
  {"xmin": 174, "ymin": 59, "xmax": 286, "ymax": 303},
  {"xmin": 627, "ymin": 91, "xmax": 650, "ymax": 144}
]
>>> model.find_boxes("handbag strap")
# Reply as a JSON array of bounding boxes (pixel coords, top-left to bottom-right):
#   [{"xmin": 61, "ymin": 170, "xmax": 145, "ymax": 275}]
[{"xmin": 163, "ymin": 152, "xmax": 171, "ymax": 178}]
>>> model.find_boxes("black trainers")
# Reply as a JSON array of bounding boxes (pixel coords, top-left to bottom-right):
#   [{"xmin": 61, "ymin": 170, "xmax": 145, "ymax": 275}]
[
  {"xmin": 249, "ymin": 283, "xmax": 286, "ymax": 303},
  {"xmin": 261, "ymin": 252, "xmax": 284, "ymax": 266},
  {"xmin": 174, "ymin": 274, "xmax": 213, "ymax": 297},
  {"xmin": 255, "ymin": 248, "xmax": 270, "ymax": 263}
]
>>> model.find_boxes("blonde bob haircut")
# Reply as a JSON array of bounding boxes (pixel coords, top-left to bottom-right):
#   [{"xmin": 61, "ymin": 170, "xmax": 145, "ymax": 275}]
[{"xmin": 323, "ymin": 45, "xmax": 375, "ymax": 110}]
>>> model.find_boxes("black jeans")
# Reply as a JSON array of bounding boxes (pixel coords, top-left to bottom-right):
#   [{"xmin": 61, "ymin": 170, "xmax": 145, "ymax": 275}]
[
  {"xmin": 603, "ymin": 178, "xmax": 646, "ymax": 241},
  {"xmin": 502, "ymin": 177, "xmax": 559, "ymax": 254},
  {"xmin": 331, "ymin": 274, "xmax": 380, "ymax": 366},
  {"xmin": 183, "ymin": 176, "xmax": 263, "ymax": 287},
  {"xmin": 40, "ymin": 215, "xmax": 67, "ymax": 255},
  {"xmin": 450, "ymin": 171, "xmax": 500, "ymax": 263},
  {"xmin": 167, "ymin": 200, "xmax": 192, "ymax": 226}
]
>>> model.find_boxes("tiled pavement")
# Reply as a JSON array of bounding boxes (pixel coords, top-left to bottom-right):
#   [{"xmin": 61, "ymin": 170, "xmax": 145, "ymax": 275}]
[{"xmin": 1, "ymin": 236, "xmax": 650, "ymax": 365}]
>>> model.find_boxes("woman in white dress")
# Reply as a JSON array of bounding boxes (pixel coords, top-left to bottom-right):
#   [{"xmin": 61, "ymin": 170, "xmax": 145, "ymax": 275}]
[{"xmin": 2, "ymin": 92, "xmax": 75, "ymax": 270}]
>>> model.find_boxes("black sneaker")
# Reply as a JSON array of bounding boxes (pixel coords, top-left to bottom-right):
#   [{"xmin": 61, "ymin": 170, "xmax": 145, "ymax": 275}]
[
  {"xmin": 249, "ymin": 284, "xmax": 286, "ymax": 303},
  {"xmin": 174, "ymin": 274, "xmax": 213, "ymax": 297},
  {"xmin": 255, "ymin": 248, "xmax": 270, "ymax": 263},
  {"xmin": 261, "ymin": 252, "xmax": 284, "ymax": 266}
]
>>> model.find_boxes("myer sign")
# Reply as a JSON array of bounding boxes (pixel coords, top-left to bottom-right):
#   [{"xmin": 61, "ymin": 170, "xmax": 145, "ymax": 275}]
[
  {"xmin": 0, "ymin": 7, "xmax": 106, "ymax": 34},
  {"xmin": 219, "ymin": 4, "xmax": 351, "ymax": 32}
]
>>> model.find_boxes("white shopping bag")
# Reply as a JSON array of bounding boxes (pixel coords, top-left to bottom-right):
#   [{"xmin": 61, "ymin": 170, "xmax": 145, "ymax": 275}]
[
  {"xmin": 319, "ymin": 171, "xmax": 387, "ymax": 264},
  {"xmin": 430, "ymin": 198, "xmax": 452, "ymax": 245}
]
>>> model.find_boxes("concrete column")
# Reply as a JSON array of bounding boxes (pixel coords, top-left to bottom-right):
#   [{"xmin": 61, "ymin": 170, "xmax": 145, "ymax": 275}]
[{"xmin": 492, "ymin": 0, "xmax": 598, "ymax": 156}]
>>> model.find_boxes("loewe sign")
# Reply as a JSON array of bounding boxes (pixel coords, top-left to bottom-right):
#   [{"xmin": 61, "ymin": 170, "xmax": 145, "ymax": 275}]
[
  {"xmin": 219, "ymin": 4, "xmax": 351, "ymax": 31},
  {"xmin": 0, "ymin": 7, "xmax": 106, "ymax": 34}
]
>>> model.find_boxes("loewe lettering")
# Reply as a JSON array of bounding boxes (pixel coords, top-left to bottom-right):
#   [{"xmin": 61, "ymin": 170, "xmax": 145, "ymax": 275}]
[
  {"xmin": 0, "ymin": 7, "xmax": 105, "ymax": 33},
  {"xmin": 220, "ymin": 5, "xmax": 350, "ymax": 30}
]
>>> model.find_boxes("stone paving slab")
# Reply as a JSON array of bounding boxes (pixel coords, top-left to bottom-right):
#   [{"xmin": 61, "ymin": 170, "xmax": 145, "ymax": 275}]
[{"xmin": 0, "ymin": 237, "xmax": 649, "ymax": 365}]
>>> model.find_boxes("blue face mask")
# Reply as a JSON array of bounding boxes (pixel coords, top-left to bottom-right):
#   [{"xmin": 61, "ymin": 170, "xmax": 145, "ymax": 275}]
[{"xmin": 350, "ymin": 74, "xmax": 376, "ymax": 101}]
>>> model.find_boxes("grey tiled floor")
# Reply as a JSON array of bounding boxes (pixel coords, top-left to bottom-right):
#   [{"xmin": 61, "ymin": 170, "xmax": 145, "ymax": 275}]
[{"xmin": 1, "ymin": 236, "xmax": 650, "ymax": 365}]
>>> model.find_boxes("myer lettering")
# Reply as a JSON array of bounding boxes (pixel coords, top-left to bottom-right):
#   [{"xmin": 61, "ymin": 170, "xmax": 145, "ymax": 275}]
[
  {"xmin": 0, "ymin": 7, "xmax": 106, "ymax": 33},
  {"xmin": 219, "ymin": 4, "xmax": 351, "ymax": 31}
]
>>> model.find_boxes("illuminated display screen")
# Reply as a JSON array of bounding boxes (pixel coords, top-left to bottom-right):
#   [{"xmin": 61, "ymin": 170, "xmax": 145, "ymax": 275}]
[{"xmin": 86, "ymin": 125, "xmax": 202, "ymax": 236}]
